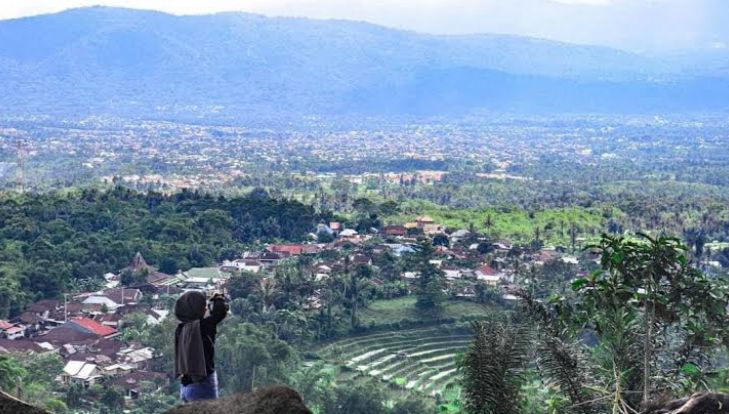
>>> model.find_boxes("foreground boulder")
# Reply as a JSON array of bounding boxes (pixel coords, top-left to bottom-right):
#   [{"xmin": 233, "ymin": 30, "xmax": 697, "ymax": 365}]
[
  {"xmin": 167, "ymin": 386, "xmax": 312, "ymax": 414},
  {"xmin": 643, "ymin": 392, "xmax": 729, "ymax": 414},
  {"xmin": 0, "ymin": 391, "xmax": 49, "ymax": 414}
]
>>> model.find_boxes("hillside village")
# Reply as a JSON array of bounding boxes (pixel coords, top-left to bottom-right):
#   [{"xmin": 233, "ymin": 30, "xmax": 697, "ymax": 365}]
[{"xmin": 0, "ymin": 213, "xmax": 601, "ymax": 410}]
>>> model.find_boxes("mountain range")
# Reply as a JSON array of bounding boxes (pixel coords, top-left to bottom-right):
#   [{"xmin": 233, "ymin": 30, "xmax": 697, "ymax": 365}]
[{"xmin": 0, "ymin": 6, "xmax": 728, "ymax": 121}]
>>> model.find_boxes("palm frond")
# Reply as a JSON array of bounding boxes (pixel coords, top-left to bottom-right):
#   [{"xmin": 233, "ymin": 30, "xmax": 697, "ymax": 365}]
[{"xmin": 460, "ymin": 319, "xmax": 531, "ymax": 414}]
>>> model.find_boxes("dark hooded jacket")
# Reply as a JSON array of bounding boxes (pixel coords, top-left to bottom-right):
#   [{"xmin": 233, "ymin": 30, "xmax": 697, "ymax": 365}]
[{"xmin": 175, "ymin": 291, "xmax": 228, "ymax": 385}]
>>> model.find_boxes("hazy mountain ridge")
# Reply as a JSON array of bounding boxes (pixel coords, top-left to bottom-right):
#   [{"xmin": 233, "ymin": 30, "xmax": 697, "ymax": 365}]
[{"xmin": 0, "ymin": 6, "xmax": 727, "ymax": 120}]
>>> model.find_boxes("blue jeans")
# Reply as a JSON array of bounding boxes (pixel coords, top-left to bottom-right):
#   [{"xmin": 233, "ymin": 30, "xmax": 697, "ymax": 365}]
[{"xmin": 180, "ymin": 371, "xmax": 219, "ymax": 403}]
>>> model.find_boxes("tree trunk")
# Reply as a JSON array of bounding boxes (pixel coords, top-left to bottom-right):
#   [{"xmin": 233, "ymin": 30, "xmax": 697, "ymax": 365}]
[
  {"xmin": 250, "ymin": 365, "xmax": 256, "ymax": 392},
  {"xmin": 643, "ymin": 276, "xmax": 653, "ymax": 407},
  {"xmin": 351, "ymin": 299, "xmax": 358, "ymax": 329},
  {"xmin": 642, "ymin": 392, "xmax": 729, "ymax": 414}
]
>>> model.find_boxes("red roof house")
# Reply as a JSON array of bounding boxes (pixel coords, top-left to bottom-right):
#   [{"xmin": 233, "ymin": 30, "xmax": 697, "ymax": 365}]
[
  {"xmin": 476, "ymin": 264, "xmax": 497, "ymax": 276},
  {"xmin": 267, "ymin": 244, "xmax": 304, "ymax": 256},
  {"xmin": 68, "ymin": 317, "xmax": 118, "ymax": 338},
  {"xmin": 384, "ymin": 225, "xmax": 407, "ymax": 237}
]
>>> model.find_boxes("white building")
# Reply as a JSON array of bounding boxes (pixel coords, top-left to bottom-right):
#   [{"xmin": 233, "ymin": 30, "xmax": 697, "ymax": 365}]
[
  {"xmin": 82, "ymin": 296, "xmax": 122, "ymax": 312},
  {"xmin": 62, "ymin": 361, "xmax": 101, "ymax": 387}
]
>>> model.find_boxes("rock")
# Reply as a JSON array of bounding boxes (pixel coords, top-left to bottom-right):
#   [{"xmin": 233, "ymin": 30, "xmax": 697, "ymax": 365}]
[
  {"xmin": 0, "ymin": 391, "xmax": 50, "ymax": 414},
  {"xmin": 642, "ymin": 392, "xmax": 729, "ymax": 414},
  {"xmin": 166, "ymin": 386, "xmax": 312, "ymax": 414}
]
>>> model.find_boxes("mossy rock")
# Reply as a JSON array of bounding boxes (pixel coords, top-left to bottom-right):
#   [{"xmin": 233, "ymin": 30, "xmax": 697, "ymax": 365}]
[
  {"xmin": 167, "ymin": 386, "xmax": 311, "ymax": 414},
  {"xmin": 0, "ymin": 391, "xmax": 50, "ymax": 414}
]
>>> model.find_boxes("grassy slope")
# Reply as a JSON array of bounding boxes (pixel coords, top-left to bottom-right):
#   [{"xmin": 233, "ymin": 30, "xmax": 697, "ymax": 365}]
[
  {"xmin": 387, "ymin": 200, "xmax": 605, "ymax": 245},
  {"xmin": 359, "ymin": 297, "xmax": 494, "ymax": 326}
]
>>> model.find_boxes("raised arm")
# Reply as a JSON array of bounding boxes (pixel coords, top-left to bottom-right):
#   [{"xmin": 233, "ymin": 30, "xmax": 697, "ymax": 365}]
[{"xmin": 205, "ymin": 294, "xmax": 229, "ymax": 325}]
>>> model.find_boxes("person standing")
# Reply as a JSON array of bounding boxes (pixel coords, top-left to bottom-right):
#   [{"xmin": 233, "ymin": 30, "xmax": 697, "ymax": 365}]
[{"xmin": 174, "ymin": 291, "xmax": 228, "ymax": 402}]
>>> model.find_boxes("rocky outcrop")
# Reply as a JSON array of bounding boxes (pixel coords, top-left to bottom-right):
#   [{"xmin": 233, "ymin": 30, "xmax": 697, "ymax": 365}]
[
  {"xmin": 0, "ymin": 391, "xmax": 49, "ymax": 414},
  {"xmin": 643, "ymin": 392, "xmax": 729, "ymax": 414},
  {"xmin": 166, "ymin": 386, "xmax": 312, "ymax": 414}
]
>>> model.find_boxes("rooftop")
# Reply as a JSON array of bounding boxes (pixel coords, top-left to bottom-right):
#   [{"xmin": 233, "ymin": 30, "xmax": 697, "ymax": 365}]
[{"xmin": 70, "ymin": 317, "xmax": 118, "ymax": 337}]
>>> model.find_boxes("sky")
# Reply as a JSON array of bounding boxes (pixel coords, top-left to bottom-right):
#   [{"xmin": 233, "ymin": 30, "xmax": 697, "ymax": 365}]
[{"xmin": 1, "ymin": 0, "xmax": 727, "ymax": 52}]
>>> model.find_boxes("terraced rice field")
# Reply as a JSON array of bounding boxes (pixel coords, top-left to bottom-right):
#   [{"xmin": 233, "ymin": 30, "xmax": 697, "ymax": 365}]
[{"xmin": 318, "ymin": 325, "xmax": 472, "ymax": 397}]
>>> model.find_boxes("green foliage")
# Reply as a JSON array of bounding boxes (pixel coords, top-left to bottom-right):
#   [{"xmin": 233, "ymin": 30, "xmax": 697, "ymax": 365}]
[
  {"xmin": 121, "ymin": 268, "xmax": 149, "ymax": 286},
  {"xmin": 510, "ymin": 288, "xmax": 594, "ymax": 413},
  {"xmin": 0, "ymin": 355, "xmax": 27, "ymax": 391},
  {"xmin": 127, "ymin": 393, "xmax": 178, "ymax": 414},
  {"xmin": 17, "ymin": 353, "xmax": 64, "ymax": 386},
  {"xmin": 392, "ymin": 396, "xmax": 437, "ymax": 414},
  {"xmin": 65, "ymin": 382, "xmax": 84, "ymax": 409},
  {"xmin": 0, "ymin": 187, "xmax": 321, "ymax": 316},
  {"xmin": 99, "ymin": 387, "xmax": 125, "ymax": 413},
  {"xmin": 576, "ymin": 234, "xmax": 729, "ymax": 404},
  {"xmin": 505, "ymin": 233, "xmax": 729, "ymax": 413},
  {"xmin": 43, "ymin": 398, "xmax": 68, "ymax": 413},
  {"xmin": 344, "ymin": 263, "xmax": 372, "ymax": 329},
  {"xmin": 459, "ymin": 320, "xmax": 530, "ymax": 414},
  {"xmin": 289, "ymin": 362, "xmax": 339, "ymax": 412},
  {"xmin": 359, "ymin": 296, "xmax": 495, "ymax": 327},
  {"xmin": 216, "ymin": 322, "xmax": 297, "ymax": 393},
  {"xmin": 120, "ymin": 312, "xmax": 150, "ymax": 341},
  {"xmin": 317, "ymin": 229, "xmax": 335, "ymax": 243},
  {"xmin": 520, "ymin": 377, "xmax": 570, "ymax": 414},
  {"xmin": 414, "ymin": 240, "xmax": 446, "ymax": 314},
  {"xmin": 389, "ymin": 202, "xmax": 604, "ymax": 245},
  {"xmin": 227, "ymin": 271, "xmax": 264, "ymax": 301},
  {"xmin": 324, "ymin": 379, "xmax": 389, "ymax": 414}
]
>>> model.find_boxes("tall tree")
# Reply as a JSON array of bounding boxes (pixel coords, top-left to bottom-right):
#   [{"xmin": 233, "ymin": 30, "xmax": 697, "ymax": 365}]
[{"xmin": 414, "ymin": 240, "xmax": 446, "ymax": 313}]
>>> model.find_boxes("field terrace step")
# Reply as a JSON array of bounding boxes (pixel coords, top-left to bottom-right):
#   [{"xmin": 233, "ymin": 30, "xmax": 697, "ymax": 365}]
[
  {"xmin": 321, "ymin": 326, "xmax": 470, "ymax": 353},
  {"xmin": 382, "ymin": 361, "xmax": 419, "ymax": 381},
  {"xmin": 420, "ymin": 353, "xmax": 457, "ymax": 364},
  {"xmin": 347, "ymin": 337, "xmax": 469, "ymax": 367},
  {"xmin": 333, "ymin": 335, "xmax": 472, "ymax": 363},
  {"xmin": 379, "ymin": 351, "xmax": 455, "ymax": 380},
  {"xmin": 355, "ymin": 354, "xmax": 397, "ymax": 372},
  {"xmin": 421, "ymin": 354, "xmax": 460, "ymax": 368},
  {"xmin": 369, "ymin": 360, "xmax": 404, "ymax": 377},
  {"xmin": 378, "ymin": 357, "xmax": 420, "ymax": 380},
  {"xmin": 431, "ymin": 369, "xmax": 460, "ymax": 392},
  {"xmin": 323, "ymin": 327, "xmax": 449, "ymax": 349},
  {"xmin": 346, "ymin": 337, "xmax": 471, "ymax": 359},
  {"xmin": 385, "ymin": 361, "xmax": 432, "ymax": 383},
  {"xmin": 375, "ymin": 346, "xmax": 459, "ymax": 377},
  {"xmin": 405, "ymin": 368, "xmax": 437, "ymax": 390},
  {"xmin": 347, "ymin": 348, "xmax": 389, "ymax": 366},
  {"xmin": 330, "ymin": 331, "xmax": 469, "ymax": 356},
  {"xmin": 317, "ymin": 325, "xmax": 474, "ymax": 397},
  {"xmin": 402, "ymin": 337, "xmax": 472, "ymax": 353},
  {"xmin": 429, "ymin": 378, "xmax": 460, "ymax": 396},
  {"xmin": 410, "ymin": 348, "xmax": 459, "ymax": 364},
  {"xmin": 417, "ymin": 368, "xmax": 458, "ymax": 392},
  {"xmin": 405, "ymin": 340, "xmax": 471, "ymax": 358},
  {"xmin": 427, "ymin": 360, "xmax": 457, "ymax": 373}
]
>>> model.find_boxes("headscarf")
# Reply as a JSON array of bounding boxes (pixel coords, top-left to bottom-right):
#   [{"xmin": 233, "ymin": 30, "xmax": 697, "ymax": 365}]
[{"xmin": 174, "ymin": 290, "xmax": 208, "ymax": 381}]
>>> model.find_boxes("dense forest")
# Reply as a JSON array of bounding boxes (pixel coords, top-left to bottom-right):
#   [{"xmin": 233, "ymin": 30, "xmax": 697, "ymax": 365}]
[{"xmin": 0, "ymin": 187, "xmax": 322, "ymax": 318}]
